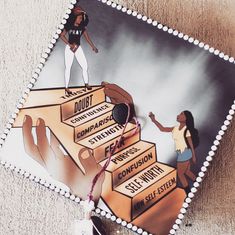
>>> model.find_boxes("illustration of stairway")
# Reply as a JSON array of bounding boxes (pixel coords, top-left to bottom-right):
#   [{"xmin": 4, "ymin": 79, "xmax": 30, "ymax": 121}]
[{"xmin": 13, "ymin": 86, "xmax": 184, "ymax": 234}]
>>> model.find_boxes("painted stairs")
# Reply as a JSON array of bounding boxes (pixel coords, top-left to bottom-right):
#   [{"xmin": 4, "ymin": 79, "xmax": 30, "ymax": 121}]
[{"xmin": 13, "ymin": 86, "xmax": 179, "ymax": 226}]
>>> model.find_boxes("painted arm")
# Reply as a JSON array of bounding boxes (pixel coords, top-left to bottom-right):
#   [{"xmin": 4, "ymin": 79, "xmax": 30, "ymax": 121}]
[
  {"xmin": 148, "ymin": 112, "xmax": 173, "ymax": 132},
  {"xmin": 60, "ymin": 29, "xmax": 70, "ymax": 45},
  {"xmin": 186, "ymin": 136, "xmax": 196, "ymax": 164},
  {"xmin": 60, "ymin": 29, "xmax": 77, "ymax": 52},
  {"xmin": 83, "ymin": 30, "xmax": 98, "ymax": 53}
]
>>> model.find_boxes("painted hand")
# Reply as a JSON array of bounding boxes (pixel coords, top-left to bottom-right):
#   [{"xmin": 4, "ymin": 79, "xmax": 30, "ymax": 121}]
[
  {"xmin": 92, "ymin": 46, "xmax": 98, "ymax": 53},
  {"xmin": 149, "ymin": 112, "xmax": 155, "ymax": 122},
  {"xmin": 101, "ymin": 81, "xmax": 134, "ymax": 105},
  {"xmin": 70, "ymin": 43, "xmax": 79, "ymax": 53},
  {"xmin": 22, "ymin": 115, "xmax": 104, "ymax": 203}
]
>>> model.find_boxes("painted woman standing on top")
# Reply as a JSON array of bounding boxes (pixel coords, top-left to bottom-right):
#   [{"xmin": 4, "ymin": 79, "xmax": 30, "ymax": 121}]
[{"xmin": 60, "ymin": 5, "xmax": 98, "ymax": 94}]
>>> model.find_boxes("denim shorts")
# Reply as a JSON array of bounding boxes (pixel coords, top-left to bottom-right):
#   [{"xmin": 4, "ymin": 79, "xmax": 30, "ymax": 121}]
[{"xmin": 176, "ymin": 148, "xmax": 192, "ymax": 162}]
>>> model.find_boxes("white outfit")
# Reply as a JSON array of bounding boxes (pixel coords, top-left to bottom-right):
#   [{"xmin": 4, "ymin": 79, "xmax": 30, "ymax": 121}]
[
  {"xmin": 172, "ymin": 125, "xmax": 191, "ymax": 153},
  {"xmin": 64, "ymin": 44, "xmax": 89, "ymax": 88}
]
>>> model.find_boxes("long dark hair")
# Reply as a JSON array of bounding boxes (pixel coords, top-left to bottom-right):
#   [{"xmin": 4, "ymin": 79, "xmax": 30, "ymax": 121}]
[
  {"xmin": 184, "ymin": 110, "xmax": 200, "ymax": 148},
  {"xmin": 65, "ymin": 10, "xmax": 89, "ymax": 29}
]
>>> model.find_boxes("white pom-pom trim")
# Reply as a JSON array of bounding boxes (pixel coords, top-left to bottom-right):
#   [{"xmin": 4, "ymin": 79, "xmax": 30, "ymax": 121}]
[{"xmin": 0, "ymin": 1, "xmax": 234, "ymax": 235}]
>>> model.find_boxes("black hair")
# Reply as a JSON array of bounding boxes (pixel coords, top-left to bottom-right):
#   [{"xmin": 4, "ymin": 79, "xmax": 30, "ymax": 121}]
[
  {"xmin": 65, "ymin": 11, "xmax": 89, "ymax": 30},
  {"xmin": 183, "ymin": 110, "xmax": 200, "ymax": 148}
]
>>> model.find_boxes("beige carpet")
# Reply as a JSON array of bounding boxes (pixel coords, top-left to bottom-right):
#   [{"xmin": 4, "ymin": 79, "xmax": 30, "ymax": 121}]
[{"xmin": 0, "ymin": 0, "xmax": 234, "ymax": 234}]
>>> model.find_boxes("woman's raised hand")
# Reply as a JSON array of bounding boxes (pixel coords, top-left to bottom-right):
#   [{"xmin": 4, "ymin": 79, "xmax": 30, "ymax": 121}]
[{"xmin": 149, "ymin": 112, "xmax": 156, "ymax": 122}]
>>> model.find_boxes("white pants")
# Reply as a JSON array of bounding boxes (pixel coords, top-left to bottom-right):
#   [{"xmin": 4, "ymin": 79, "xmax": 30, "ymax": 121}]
[{"xmin": 64, "ymin": 45, "xmax": 89, "ymax": 88}]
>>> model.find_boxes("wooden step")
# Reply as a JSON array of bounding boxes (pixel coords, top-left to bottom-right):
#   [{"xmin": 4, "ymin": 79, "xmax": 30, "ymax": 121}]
[
  {"xmin": 100, "ymin": 141, "xmax": 157, "ymax": 187},
  {"xmin": 23, "ymin": 86, "xmax": 103, "ymax": 108},
  {"xmin": 63, "ymin": 102, "xmax": 115, "ymax": 141},
  {"xmin": 132, "ymin": 188, "xmax": 186, "ymax": 235},
  {"xmin": 78, "ymin": 123, "xmax": 140, "ymax": 162},
  {"xmin": 101, "ymin": 162, "xmax": 176, "ymax": 222},
  {"xmin": 61, "ymin": 88, "xmax": 105, "ymax": 121},
  {"xmin": 21, "ymin": 86, "xmax": 105, "ymax": 121}
]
